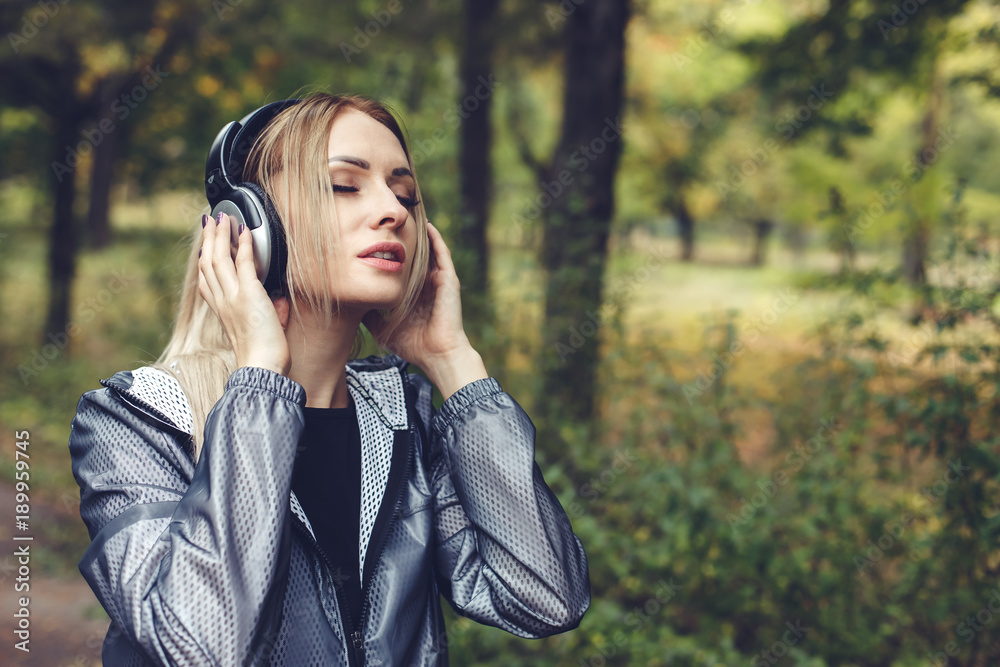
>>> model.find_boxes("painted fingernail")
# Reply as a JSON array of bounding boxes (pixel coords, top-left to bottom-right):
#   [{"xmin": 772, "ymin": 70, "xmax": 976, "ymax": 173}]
[
  {"xmin": 198, "ymin": 248, "xmax": 202, "ymax": 258},
  {"xmin": 238, "ymin": 223, "xmax": 244, "ymax": 235},
  {"xmin": 202, "ymin": 214, "xmax": 208, "ymax": 228},
  {"xmin": 217, "ymin": 211, "xmax": 224, "ymax": 224}
]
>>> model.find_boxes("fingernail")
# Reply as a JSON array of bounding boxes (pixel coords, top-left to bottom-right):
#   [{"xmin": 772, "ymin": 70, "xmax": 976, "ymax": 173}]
[
  {"xmin": 201, "ymin": 214, "xmax": 208, "ymax": 228},
  {"xmin": 238, "ymin": 223, "xmax": 244, "ymax": 235},
  {"xmin": 198, "ymin": 248, "xmax": 202, "ymax": 258},
  {"xmin": 217, "ymin": 212, "xmax": 224, "ymax": 224}
]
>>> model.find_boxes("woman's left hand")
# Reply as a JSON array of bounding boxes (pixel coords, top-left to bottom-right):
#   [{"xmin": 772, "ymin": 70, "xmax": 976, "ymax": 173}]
[{"xmin": 364, "ymin": 222, "xmax": 487, "ymax": 399}]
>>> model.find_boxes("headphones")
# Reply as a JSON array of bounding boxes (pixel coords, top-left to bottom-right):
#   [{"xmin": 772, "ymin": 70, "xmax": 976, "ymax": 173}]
[{"xmin": 205, "ymin": 99, "xmax": 301, "ymax": 297}]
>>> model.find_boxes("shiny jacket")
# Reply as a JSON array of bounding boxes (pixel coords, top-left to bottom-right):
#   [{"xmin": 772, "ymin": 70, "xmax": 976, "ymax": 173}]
[{"xmin": 69, "ymin": 354, "xmax": 590, "ymax": 666}]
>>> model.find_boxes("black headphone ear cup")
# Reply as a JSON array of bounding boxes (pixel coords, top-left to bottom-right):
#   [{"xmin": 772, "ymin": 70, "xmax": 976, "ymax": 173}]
[{"xmin": 240, "ymin": 181, "xmax": 288, "ymax": 298}]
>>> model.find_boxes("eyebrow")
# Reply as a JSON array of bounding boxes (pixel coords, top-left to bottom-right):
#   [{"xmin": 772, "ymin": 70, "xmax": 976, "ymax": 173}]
[{"xmin": 328, "ymin": 155, "xmax": 412, "ymax": 178}]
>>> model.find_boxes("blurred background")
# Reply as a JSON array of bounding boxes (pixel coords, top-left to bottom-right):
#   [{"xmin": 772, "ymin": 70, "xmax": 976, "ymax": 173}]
[{"xmin": 2, "ymin": 0, "xmax": 1000, "ymax": 664}]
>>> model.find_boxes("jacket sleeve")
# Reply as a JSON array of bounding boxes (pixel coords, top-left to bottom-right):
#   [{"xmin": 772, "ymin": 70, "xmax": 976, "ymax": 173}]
[
  {"xmin": 69, "ymin": 366, "xmax": 306, "ymax": 666},
  {"xmin": 414, "ymin": 374, "xmax": 591, "ymax": 638}
]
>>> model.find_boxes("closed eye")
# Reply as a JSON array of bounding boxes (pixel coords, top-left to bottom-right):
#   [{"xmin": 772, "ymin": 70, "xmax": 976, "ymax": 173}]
[
  {"xmin": 331, "ymin": 183, "xmax": 419, "ymax": 208},
  {"xmin": 397, "ymin": 194, "xmax": 420, "ymax": 208}
]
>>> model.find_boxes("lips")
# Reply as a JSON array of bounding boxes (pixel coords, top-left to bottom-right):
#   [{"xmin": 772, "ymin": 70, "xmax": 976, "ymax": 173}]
[{"xmin": 358, "ymin": 241, "xmax": 406, "ymax": 272}]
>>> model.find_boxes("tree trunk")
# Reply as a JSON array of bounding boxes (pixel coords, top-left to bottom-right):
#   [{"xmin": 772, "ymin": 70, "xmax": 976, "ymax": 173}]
[
  {"xmin": 538, "ymin": 0, "xmax": 630, "ymax": 447},
  {"xmin": 455, "ymin": 0, "xmax": 500, "ymax": 341},
  {"xmin": 43, "ymin": 111, "xmax": 81, "ymax": 346},
  {"xmin": 671, "ymin": 196, "xmax": 695, "ymax": 262},
  {"xmin": 902, "ymin": 228, "xmax": 928, "ymax": 284},
  {"xmin": 902, "ymin": 67, "xmax": 943, "ymax": 286},
  {"xmin": 751, "ymin": 219, "xmax": 774, "ymax": 266},
  {"xmin": 828, "ymin": 186, "xmax": 854, "ymax": 271},
  {"xmin": 85, "ymin": 116, "xmax": 120, "ymax": 249}
]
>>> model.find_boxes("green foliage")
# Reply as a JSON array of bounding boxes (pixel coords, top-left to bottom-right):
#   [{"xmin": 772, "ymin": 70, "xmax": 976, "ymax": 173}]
[
  {"xmin": 2, "ymin": 189, "xmax": 1000, "ymax": 662},
  {"xmin": 4, "ymin": 0, "xmax": 1000, "ymax": 662},
  {"xmin": 440, "ymin": 208, "xmax": 999, "ymax": 663}
]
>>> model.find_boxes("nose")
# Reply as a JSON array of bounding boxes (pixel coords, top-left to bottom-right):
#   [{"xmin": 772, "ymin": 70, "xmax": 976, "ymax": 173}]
[{"xmin": 370, "ymin": 184, "xmax": 409, "ymax": 231}]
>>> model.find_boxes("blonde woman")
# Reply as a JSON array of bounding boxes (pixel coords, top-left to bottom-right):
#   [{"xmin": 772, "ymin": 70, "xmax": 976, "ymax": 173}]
[{"xmin": 69, "ymin": 93, "xmax": 590, "ymax": 666}]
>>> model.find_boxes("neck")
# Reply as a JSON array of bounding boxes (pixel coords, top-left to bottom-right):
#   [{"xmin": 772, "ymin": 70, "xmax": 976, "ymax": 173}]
[{"xmin": 285, "ymin": 305, "xmax": 364, "ymax": 409}]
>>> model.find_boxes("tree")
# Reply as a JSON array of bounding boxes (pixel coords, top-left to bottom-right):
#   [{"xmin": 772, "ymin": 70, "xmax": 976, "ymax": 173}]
[
  {"xmin": 454, "ymin": 0, "xmax": 501, "ymax": 340},
  {"xmin": 534, "ymin": 0, "xmax": 631, "ymax": 444},
  {"xmin": 739, "ymin": 0, "xmax": 973, "ymax": 283},
  {"xmin": 0, "ymin": 0, "xmax": 202, "ymax": 343}
]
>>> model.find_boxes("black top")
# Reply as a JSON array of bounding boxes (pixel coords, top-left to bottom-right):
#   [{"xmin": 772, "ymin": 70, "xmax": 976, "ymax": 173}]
[{"xmin": 291, "ymin": 397, "xmax": 363, "ymax": 626}]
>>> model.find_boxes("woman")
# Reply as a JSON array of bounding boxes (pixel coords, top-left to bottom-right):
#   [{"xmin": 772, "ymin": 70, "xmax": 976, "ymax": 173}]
[{"xmin": 68, "ymin": 93, "xmax": 590, "ymax": 666}]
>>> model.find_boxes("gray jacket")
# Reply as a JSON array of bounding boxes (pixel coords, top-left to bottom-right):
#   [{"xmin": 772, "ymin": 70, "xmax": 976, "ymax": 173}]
[{"xmin": 69, "ymin": 354, "xmax": 590, "ymax": 666}]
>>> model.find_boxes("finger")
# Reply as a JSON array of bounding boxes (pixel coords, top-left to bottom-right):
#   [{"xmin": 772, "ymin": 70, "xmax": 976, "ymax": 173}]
[
  {"xmin": 212, "ymin": 212, "xmax": 240, "ymax": 297},
  {"xmin": 197, "ymin": 259, "xmax": 218, "ymax": 313},
  {"xmin": 426, "ymin": 222, "xmax": 456, "ymax": 275},
  {"xmin": 199, "ymin": 213, "xmax": 224, "ymax": 301},
  {"xmin": 233, "ymin": 219, "xmax": 258, "ymax": 288},
  {"xmin": 426, "ymin": 223, "xmax": 461, "ymax": 295}
]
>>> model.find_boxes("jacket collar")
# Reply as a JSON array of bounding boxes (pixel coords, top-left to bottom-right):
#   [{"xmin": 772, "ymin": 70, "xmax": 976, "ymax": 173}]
[
  {"xmin": 345, "ymin": 354, "xmax": 410, "ymax": 432},
  {"xmin": 100, "ymin": 354, "xmax": 412, "ymax": 437},
  {"xmin": 100, "ymin": 357, "xmax": 414, "ymax": 562}
]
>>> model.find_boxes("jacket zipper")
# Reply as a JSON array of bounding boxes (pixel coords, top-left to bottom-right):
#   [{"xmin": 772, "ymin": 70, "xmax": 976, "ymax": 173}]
[
  {"xmin": 289, "ymin": 395, "xmax": 414, "ymax": 666},
  {"xmin": 100, "ymin": 379, "xmax": 195, "ymax": 454},
  {"xmin": 353, "ymin": 368, "xmax": 418, "ymax": 664},
  {"xmin": 103, "ymin": 363, "xmax": 417, "ymax": 665},
  {"xmin": 289, "ymin": 518, "xmax": 364, "ymax": 667},
  {"xmin": 290, "ymin": 430, "xmax": 413, "ymax": 667},
  {"xmin": 356, "ymin": 424, "xmax": 414, "ymax": 661}
]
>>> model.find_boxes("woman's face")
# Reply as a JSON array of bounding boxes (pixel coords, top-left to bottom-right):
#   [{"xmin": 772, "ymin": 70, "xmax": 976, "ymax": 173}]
[{"xmin": 324, "ymin": 107, "xmax": 418, "ymax": 314}]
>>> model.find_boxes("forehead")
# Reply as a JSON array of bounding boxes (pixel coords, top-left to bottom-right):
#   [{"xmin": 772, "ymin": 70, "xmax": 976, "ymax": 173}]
[{"xmin": 327, "ymin": 107, "xmax": 408, "ymax": 167}]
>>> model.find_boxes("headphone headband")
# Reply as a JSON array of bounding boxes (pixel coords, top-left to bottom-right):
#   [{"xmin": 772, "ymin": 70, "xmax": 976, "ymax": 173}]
[
  {"xmin": 205, "ymin": 99, "xmax": 301, "ymax": 205},
  {"xmin": 204, "ymin": 99, "xmax": 302, "ymax": 296}
]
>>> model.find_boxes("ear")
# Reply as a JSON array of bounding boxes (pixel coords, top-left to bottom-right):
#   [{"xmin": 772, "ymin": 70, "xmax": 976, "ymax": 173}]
[{"xmin": 272, "ymin": 295, "xmax": 290, "ymax": 330}]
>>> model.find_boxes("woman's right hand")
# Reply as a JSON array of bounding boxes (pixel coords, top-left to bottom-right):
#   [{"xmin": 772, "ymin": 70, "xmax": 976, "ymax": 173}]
[{"xmin": 197, "ymin": 212, "xmax": 291, "ymax": 376}]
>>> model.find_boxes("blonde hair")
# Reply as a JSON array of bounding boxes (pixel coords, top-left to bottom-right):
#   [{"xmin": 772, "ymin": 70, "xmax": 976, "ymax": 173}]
[{"xmin": 151, "ymin": 93, "xmax": 430, "ymax": 459}]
